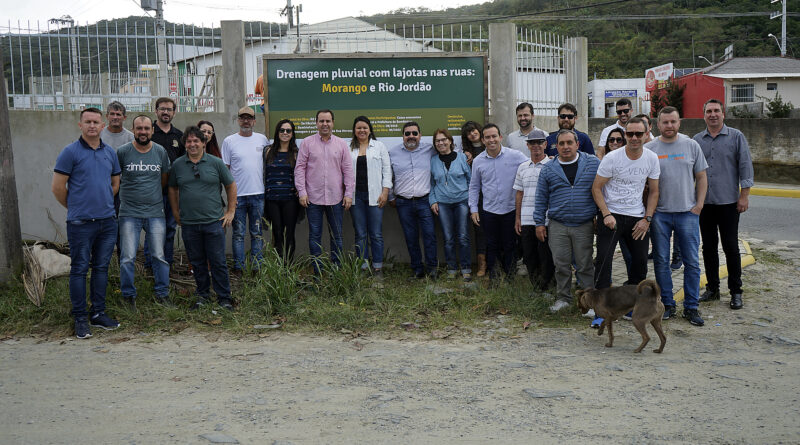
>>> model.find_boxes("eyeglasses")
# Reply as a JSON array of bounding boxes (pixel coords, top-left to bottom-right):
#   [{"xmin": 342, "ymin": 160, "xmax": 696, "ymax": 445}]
[
  {"xmin": 278, "ymin": 128, "xmax": 293, "ymax": 134},
  {"xmin": 559, "ymin": 114, "xmax": 575, "ymax": 119},
  {"xmin": 238, "ymin": 115, "xmax": 254, "ymax": 120},
  {"xmin": 200, "ymin": 129, "xmax": 213, "ymax": 134},
  {"xmin": 434, "ymin": 138, "xmax": 449, "ymax": 145},
  {"xmin": 191, "ymin": 164, "xmax": 200, "ymax": 178},
  {"xmin": 526, "ymin": 139, "xmax": 546, "ymax": 145},
  {"xmin": 616, "ymin": 108, "xmax": 631, "ymax": 115},
  {"xmin": 607, "ymin": 137, "xmax": 625, "ymax": 144},
  {"xmin": 404, "ymin": 131, "xmax": 419, "ymax": 137},
  {"xmin": 157, "ymin": 107, "xmax": 174, "ymax": 112},
  {"xmin": 625, "ymin": 131, "xmax": 645, "ymax": 138}
]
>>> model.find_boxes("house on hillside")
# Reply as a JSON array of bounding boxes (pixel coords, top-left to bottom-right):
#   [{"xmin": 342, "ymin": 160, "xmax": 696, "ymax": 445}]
[{"xmin": 676, "ymin": 57, "xmax": 800, "ymax": 118}]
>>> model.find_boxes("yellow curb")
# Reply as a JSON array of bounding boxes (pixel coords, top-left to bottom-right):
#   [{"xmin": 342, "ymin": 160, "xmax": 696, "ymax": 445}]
[
  {"xmin": 750, "ymin": 187, "xmax": 800, "ymax": 199},
  {"xmin": 673, "ymin": 239, "xmax": 755, "ymax": 304}
]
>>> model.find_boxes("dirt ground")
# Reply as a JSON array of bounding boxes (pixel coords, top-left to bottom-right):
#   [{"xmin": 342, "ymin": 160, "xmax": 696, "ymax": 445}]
[{"xmin": 2, "ymin": 237, "xmax": 799, "ymax": 445}]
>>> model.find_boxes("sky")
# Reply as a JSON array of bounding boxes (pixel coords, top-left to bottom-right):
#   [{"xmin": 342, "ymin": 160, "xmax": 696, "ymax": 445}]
[{"xmin": 2, "ymin": 0, "xmax": 486, "ymax": 31}]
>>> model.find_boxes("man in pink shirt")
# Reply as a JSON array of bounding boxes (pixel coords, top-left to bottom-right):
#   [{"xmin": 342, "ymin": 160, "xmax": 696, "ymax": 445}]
[{"xmin": 295, "ymin": 109, "xmax": 355, "ymax": 274}]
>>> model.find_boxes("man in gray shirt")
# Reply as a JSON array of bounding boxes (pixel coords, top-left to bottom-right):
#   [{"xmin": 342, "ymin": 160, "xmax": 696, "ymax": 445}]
[
  {"xmin": 693, "ymin": 99, "xmax": 754, "ymax": 310},
  {"xmin": 117, "ymin": 115, "xmax": 171, "ymax": 308},
  {"xmin": 100, "ymin": 101, "xmax": 134, "ymax": 149},
  {"xmin": 645, "ymin": 107, "xmax": 708, "ymax": 326}
]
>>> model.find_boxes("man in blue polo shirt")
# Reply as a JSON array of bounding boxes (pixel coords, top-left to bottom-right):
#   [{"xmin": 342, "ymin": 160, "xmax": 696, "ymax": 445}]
[
  {"xmin": 545, "ymin": 103, "xmax": 595, "ymax": 157},
  {"xmin": 52, "ymin": 108, "xmax": 122, "ymax": 339}
]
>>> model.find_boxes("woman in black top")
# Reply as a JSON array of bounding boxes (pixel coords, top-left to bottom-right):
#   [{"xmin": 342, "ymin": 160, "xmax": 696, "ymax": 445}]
[
  {"xmin": 263, "ymin": 119, "xmax": 300, "ymax": 262},
  {"xmin": 460, "ymin": 120, "xmax": 488, "ymax": 276}
]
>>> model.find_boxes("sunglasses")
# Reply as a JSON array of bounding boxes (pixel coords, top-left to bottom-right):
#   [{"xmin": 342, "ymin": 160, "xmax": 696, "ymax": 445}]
[
  {"xmin": 616, "ymin": 108, "xmax": 632, "ymax": 115},
  {"xmin": 607, "ymin": 137, "xmax": 625, "ymax": 144},
  {"xmin": 404, "ymin": 131, "xmax": 419, "ymax": 137},
  {"xmin": 559, "ymin": 114, "xmax": 575, "ymax": 119},
  {"xmin": 625, "ymin": 131, "xmax": 645, "ymax": 138},
  {"xmin": 191, "ymin": 164, "xmax": 200, "ymax": 178},
  {"xmin": 278, "ymin": 128, "xmax": 293, "ymax": 134},
  {"xmin": 526, "ymin": 139, "xmax": 546, "ymax": 144}
]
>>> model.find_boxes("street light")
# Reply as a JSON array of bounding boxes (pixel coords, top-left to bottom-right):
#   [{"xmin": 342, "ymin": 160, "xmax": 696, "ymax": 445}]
[
  {"xmin": 697, "ymin": 56, "xmax": 713, "ymax": 66},
  {"xmin": 767, "ymin": 33, "xmax": 782, "ymax": 54}
]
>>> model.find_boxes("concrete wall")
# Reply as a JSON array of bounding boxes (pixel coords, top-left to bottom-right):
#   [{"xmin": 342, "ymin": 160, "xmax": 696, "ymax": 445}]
[
  {"xmin": 589, "ymin": 117, "xmax": 800, "ymax": 183},
  {"xmin": 9, "ymin": 110, "xmax": 462, "ymax": 263}
]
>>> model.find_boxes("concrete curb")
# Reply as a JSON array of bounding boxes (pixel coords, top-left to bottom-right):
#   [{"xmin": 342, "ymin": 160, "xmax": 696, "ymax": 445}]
[
  {"xmin": 750, "ymin": 187, "xmax": 800, "ymax": 199},
  {"xmin": 673, "ymin": 239, "xmax": 755, "ymax": 304}
]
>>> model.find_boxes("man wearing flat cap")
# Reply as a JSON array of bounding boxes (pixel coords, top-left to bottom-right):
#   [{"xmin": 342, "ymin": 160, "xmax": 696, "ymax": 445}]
[{"xmin": 221, "ymin": 106, "xmax": 269, "ymax": 275}]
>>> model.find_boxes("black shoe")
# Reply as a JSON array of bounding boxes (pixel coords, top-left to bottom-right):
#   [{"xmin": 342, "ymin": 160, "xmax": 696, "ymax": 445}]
[
  {"xmin": 411, "ymin": 271, "xmax": 425, "ymax": 280},
  {"xmin": 698, "ymin": 288, "xmax": 720, "ymax": 302},
  {"xmin": 662, "ymin": 305, "xmax": 676, "ymax": 320},
  {"xmin": 190, "ymin": 299, "xmax": 210, "ymax": 311},
  {"xmin": 427, "ymin": 269, "xmax": 439, "ymax": 280},
  {"xmin": 155, "ymin": 295, "xmax": 174, "ymax": 307},
  {"xmin": 231, "ymin": 269, "xmax": 243, "ymax": 278},
  {"xmin": 90, "ymin": 312, "xmax": 120, "ymax": 330},
  {"xmin": 75, "ymin": 318, "xmax": 92, "ymax": 339},
  {"xmin": 730, "ymin": 293, "xmax": 743, "ymax": 310},
  {"xmin": 670, "ymin": 257, "xmax": 683, "ymax": 270},
  {"xmin": 682, "ymin": 308, "xmax": 705, "ymax": 326},
  {"xmin": 218, "ymin": 299, "xmax": 234, "ymax": 311}
]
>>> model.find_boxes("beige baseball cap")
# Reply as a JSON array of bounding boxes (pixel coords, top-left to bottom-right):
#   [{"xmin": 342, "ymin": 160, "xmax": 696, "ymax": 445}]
[{"xmin": 238, "ymin": 106, "xmax": 255, "ymax": 117}]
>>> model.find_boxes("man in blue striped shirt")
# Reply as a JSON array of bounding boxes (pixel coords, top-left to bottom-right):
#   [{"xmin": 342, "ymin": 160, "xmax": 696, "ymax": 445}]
[{"xmin": 534, "ymin": 130, "xmax": 600, "ymax": 312}]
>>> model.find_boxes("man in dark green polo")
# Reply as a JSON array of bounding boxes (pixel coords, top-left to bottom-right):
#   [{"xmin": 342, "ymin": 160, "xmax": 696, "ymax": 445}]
[{"xmin": 168, "ymin": 126, "xmax": 238, "ymax": 310}]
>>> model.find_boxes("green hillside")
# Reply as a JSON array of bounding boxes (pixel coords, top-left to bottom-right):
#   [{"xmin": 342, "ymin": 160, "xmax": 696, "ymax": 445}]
[{"xmin": 364, "ymin": 0, "xmax": 799, "ymax": 78}]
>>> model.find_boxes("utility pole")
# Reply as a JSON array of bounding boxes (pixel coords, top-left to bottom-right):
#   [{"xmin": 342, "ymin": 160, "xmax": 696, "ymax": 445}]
[
  {"xmin": 0, "ymin": 44, "xmax": 25, "ymax": 281},
  {"xmin": 141, "ymin": 0, "xmax": 169, "ymax": 97},
  {"xmin": 770, "ymin": 0, "xmax": 787, "ymax": 56},
  {"xmin": 49, "ymin": 16, "xmax": 79, "ymax": 105},
  {"xmin": 281, "ymin": 0, "xmax": 303, "ymax": 53}
]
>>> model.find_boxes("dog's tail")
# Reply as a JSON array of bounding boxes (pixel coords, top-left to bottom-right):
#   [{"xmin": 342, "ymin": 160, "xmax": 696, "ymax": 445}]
[{"xmin": 637, "ymin": 279, "xmax": 660, "ymax": 299}]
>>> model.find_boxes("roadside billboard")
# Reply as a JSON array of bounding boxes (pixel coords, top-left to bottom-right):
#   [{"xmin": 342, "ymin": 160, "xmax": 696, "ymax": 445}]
[
  {"xmin": 645, "ymin": 63, "xmax": 673, "ymax": 92},
  {"xmin": 262, "ymin": 53, "xmax": 487, "ymax": 145}
]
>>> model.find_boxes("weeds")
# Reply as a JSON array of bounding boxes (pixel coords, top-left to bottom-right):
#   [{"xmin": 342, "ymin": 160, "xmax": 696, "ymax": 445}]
[{"xmin": 0, "ymin": 248, "xmax": 588, "ymax": 337}]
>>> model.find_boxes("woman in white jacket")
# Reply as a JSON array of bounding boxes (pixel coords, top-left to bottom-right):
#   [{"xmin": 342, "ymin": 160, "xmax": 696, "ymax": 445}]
[{"xmin": 349, "ymin": 116, "xmax": 392, "ymax": 277}]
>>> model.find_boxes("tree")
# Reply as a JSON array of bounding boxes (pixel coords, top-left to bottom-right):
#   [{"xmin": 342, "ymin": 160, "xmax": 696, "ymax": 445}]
[{"xmin": 760, "ymin": 92, "xmax": 793, "ymax": 118}]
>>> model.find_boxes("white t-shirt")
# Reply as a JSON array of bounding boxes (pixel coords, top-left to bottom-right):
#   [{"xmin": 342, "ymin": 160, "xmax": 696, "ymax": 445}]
[
  {"xmin": 221, "ymin": 132, "xmax": 268, "ymax": 196},
  {"xmin": 596, "ymin": 147, "xmax": 660, "ymax": 217},
  {"xmin": 506, "ymin": 126, "xmax": 544, "ymax": 153}
]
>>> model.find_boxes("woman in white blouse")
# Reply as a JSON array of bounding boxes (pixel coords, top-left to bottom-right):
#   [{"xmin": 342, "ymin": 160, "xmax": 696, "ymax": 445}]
[{"xmin": 349, "ymin": 116, "xmax": 392, "ymax": 277}]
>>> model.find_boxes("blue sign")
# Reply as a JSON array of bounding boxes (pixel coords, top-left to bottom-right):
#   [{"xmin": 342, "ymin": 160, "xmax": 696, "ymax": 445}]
[{"xmin": 605, "ymin": 89, "xmax": 638, "ymax": 98}]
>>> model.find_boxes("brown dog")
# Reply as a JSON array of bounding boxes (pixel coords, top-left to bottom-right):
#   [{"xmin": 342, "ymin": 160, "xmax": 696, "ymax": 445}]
[{"xmin": 576, "ymin": 280, "xmax": 666, "ymax": 353}]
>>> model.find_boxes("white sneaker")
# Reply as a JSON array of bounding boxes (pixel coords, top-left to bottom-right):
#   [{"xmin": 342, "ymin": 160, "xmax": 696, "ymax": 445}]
[
  {"xmin": 517, "ymin": 263, "xmax": 528, "ymax": 276},
  {"xmin": 581, "ymin": 308, "xmax": 596, "ymax": 318},
  {"xmin": 549, "ymin": 299, "xmax": 570, "ymax": 313}
]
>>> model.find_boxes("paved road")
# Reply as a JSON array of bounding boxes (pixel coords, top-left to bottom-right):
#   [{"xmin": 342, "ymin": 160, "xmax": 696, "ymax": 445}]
[{"xmin": 740, "ymin": 195, "xmax": 800, "ymax": 242}]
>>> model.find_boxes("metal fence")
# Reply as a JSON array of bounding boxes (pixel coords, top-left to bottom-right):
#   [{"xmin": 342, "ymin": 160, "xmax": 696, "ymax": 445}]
[{"xmin": 3, "ymin": 19, "xmax": 575, "ymax": 115}]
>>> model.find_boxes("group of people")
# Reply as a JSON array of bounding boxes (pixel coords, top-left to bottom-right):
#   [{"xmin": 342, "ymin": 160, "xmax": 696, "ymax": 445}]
[{"xmin": 53, "ymin": 96, "xmax": 752, "ymax": 340}]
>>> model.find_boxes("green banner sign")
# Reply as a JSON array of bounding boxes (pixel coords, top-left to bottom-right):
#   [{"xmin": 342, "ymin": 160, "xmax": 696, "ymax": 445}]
[{"xmin": 264, "ymin": 54, "xmax": 487, "ymax": 139}]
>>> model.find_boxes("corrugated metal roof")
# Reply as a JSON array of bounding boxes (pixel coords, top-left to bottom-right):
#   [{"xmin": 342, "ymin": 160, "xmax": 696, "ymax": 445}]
[{"xmin": 705, "ymin": 57, "xmax": 800, "ymax": 77}]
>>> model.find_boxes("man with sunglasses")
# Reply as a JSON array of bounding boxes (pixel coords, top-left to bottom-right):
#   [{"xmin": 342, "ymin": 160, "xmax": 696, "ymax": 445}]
[
  {"xmin": 693, "ymin": 99, "xmax": 753, "ymax": 311},
  {"xmin": 592, "ymin": 116, "xmax": 660, "ymax": 305},
  {"xmin": 546, "ymin": 103, "xmax": 595, "ymax": 157},
  {"xmin": 168, "ymin": 126, "xmax": 237, "ymax": 311},
  {"xmin": 222, "ymin": 106, "xmax": 268, "ymax": 275},
  {"xmin": 646, "ymin": 106, "xmax": 708, "ymax": 326},
  {"xmin": 295, "ymin": 109, "xmax": 355, "ymax": 275},
  {"xmin": 388, "ymin": 122, "xmax": 438, "ymax": 279},
  {"xmin": 598, "ymin": 98, "xmax": 633, "ymax": 158}
]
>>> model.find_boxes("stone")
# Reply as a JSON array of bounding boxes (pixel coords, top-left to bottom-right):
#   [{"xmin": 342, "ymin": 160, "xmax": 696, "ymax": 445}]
[
  {"xmin": 272, "ymin": 441, "xmax": 295, "ymax": 445},
  {"xmin": 777, "ymin": 336, "xmax": 800, "ymax": 346},
  {"xmin": 214, "ymin": 424, "xmax": 224, "ymax": 431},
  {"xmin": 253, "ymin": 324, "xmax": 282, "ymax": 329},
  {"xmin": 523, "ymin": 388, "xmax": 572, "ymax": 399},
  {"xmin": 605, "ymin": 364, "xmax": 625, "ymax": 372},
  {"xmin": 199, "ymin": 433, "xmax": 239, "ymax": 444},
  {"xmin": 752, "ymin": 321, "xmax": 770, "ymax": 327}
]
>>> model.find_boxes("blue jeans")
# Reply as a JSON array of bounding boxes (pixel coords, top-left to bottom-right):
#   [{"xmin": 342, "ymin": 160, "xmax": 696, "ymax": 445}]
[
  {"xmin": 306, "ymin": 202, "xmax": 344, "ymax": 274},
  {"xmin": 436, "ymin": 200, "xmax": 471, "ymax": 273},
  {"xmin": 652, "ymin": 211, "xmax": 701, "ymax": 310},
  {"xmin": 350, "ymin": 190, "xmax": 385, "ymax": 269},
  {"xmin": 232, "ymin": 193, "xmax": 264, "ymax": 271},
  {"xmin": 66, "ymin": 217, "xmax": 117, "ymax": 319},
  {"xmin": 181, "ymin": 222, "xmax": 231, "ymax": 302},
  {"xmin": 144, "ymin": 194, "xmax": 176, "ymax": 268},
  {"xmin": 396, "ymin": 196, "xmax": 438, "ymax": 274},
  {"xmin": 119, "ymin": 216, "xmax": 169, "ymax": 299}
]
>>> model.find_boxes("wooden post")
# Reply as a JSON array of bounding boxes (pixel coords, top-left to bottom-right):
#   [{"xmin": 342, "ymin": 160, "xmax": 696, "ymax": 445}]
[{"xmin": 0, "ymin": 45, "xmax": 24, "ymax": 280}]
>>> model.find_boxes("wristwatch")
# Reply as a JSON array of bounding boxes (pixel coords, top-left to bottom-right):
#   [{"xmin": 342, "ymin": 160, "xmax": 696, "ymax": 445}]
[{"xmin": 645, "ymin": 215, "xmax": 652, "ymax": 223}]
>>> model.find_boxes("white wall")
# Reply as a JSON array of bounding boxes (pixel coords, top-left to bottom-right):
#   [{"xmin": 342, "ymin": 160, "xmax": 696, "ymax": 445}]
[
  {"xmin": 587, "ymin": 78, "xmax": 650, "ymax": 118},
  {"xmin": 724, "ymin": 78, "xmax": 800, "ymax": 108}
]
